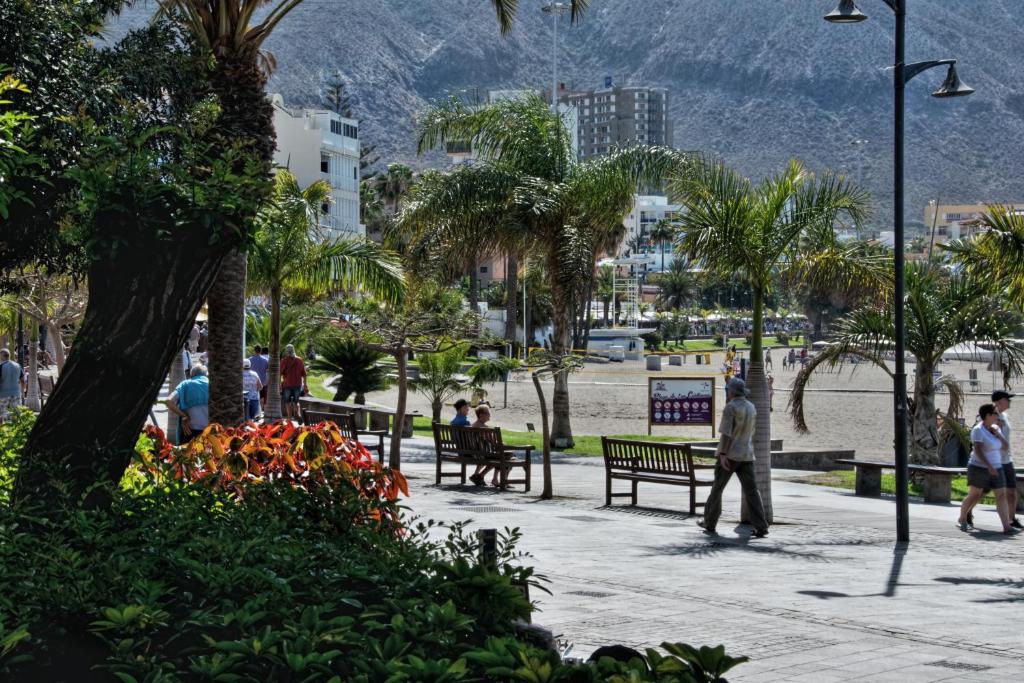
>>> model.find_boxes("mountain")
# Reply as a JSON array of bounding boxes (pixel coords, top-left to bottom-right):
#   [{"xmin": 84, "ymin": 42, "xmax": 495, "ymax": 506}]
[{"xmin": 111, "ymin": 0, "xmax": 1024, "ymax": 230}]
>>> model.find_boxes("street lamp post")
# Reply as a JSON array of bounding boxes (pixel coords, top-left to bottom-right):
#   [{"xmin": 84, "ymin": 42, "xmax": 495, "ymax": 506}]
[
  {"xmin": 825, "ymin": 0, "xmax": 973, "ymax": 543},
  {"xmin": 542, "ymin": 2, "xmax": 570, "ymax": 113}
]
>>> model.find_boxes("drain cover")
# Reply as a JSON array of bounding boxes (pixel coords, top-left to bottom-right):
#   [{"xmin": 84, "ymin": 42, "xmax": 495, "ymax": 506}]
[
  {"xmin": 559, "ymin": 515, "xmax": 609, "ymax": 523},
  {"xmin": 565, "ymin": 590, "xmax": 615, "ymax": 598},
  {"xmin": 459, "ymin": 506, "xmax": 521, "ymax": 513},
  {"xmin": 925, "ymin": 661, "xmax": 991, "ymax": 672}
]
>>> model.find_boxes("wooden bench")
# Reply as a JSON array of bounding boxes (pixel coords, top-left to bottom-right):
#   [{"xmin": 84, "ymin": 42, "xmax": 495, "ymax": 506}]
[
  {"xmin": 302, "ymin": 410, "xmax": 387, "ymax": 465},
  {"xmin": 834, "ymin": 459, "xmax": 966, "ymax": 504},
  {"xmin": 298, "ymin": 397, "xmax": 420, "ymax": 438},
  {"xmin": 432, "ymin": 423, "xmax": 532, "ymax": 491},
  {"xmin": 602, "ymin": 437, "xmax": 714, "ymax": 514},
  {"xmin": 38, "ymin": 375, "xmax": 55, "ymax": 407}
]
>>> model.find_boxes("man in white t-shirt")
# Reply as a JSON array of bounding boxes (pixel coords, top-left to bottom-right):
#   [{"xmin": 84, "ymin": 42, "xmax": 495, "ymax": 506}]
[
  {"xmin": 991, "ymin": 390, "xmax": 1020, "ymax": 529},
  {"xmin": 958, "ymin": 403, "xmax": 1015, "ymax": 534}
]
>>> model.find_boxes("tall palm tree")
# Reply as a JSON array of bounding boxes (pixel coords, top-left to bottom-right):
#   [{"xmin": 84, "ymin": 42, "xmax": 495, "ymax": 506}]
[
  {"xmin": 649, "ymin": 218, "xmax": 676, "ymax": 274},
  {"xmin": 671, "ymin": 157, "xmax": 883, "ymax": 521},
  {"xmin": 247, "ymin": 169, "xmax": 404, "ymax": 419},
  {"xmin": 655, "ymin": 259, "xmax": 698, "ymax": 311},
  {"xmin": 401, "ymin": 95, "xmax": 691, "ymax": 446},
  {"xmin": 372, "ymin": 162, "xmax": 414, "ymax": 215},
  {"xmin": 790, "ymin": 264, "xmax": 1024, "ymax": 464},
  {"xmin": 156, "ymin": 0, "xmax": 315, "ymax": 426}
]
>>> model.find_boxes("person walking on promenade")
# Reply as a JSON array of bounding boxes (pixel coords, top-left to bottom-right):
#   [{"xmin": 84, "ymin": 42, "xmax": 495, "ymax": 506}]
[
  {"xmin": 765, "ymin": 348, "xmax": 773, "ymax": 371},
  {"xmin": 164, "ymin": 364, "xmax": 209, "ymax": 445},
  {"xmin": 280, "ymin": 344, "xmax": 307, "ymax": 422},
  {"xmin": 958, "ymin": 403, "xmax": 1016, "ymax": 534},
  {"xmin": 248, "ymin": 345, "xmax": 269, "ymax": 410},
  {"xmin": 242, "ymin": 359, "xmax": 263, "ymax": 421},
  {"xmin": 698, "ymin": 377, "xmax": 769, "ymax": 537},
  {"xmin": 0, "ymin": 348, "xmax": 25, "ymax": 423},
  {"xmin": 992, "ymin": 390, "xmax": 1021, "ymax": 529}
]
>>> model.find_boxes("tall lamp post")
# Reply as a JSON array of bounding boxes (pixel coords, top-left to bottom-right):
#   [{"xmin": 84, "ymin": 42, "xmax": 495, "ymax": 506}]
[
  {"xmin": 825, "ymin": 0, "xmax": 973, "ymax": 542},
  {"xmin": 542, "ymin": 2, "xmax": 570, "ymax": 112}
]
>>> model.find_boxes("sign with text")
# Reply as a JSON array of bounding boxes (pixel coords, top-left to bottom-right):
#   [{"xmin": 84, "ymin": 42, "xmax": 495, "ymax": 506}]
[{"xmin": 648, "ymin": 376, "xmax": 715, "ymax": 436}]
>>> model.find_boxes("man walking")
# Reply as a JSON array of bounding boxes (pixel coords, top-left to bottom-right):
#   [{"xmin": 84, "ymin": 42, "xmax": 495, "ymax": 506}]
[
  {"xmin": 0, "ymin": 348, "xmax": 26, "ymax": 423},
  {"xmin": 248, "ymin": 345, "xmax": 269, "ymax": 410},
  {"xmin": 280, "ymin": 344, "xmax": 307, "ymax": 422},
  {"xmin": 993, "ymin": 390, "xmax": 1020, "ymax": 528},
  {"xmin": 698, "ymin": 377, "xmax": 769, "ymax": 537},
  {"xmin": 164, "ymin": 364, "xmax": 210, "ymax": 444}
]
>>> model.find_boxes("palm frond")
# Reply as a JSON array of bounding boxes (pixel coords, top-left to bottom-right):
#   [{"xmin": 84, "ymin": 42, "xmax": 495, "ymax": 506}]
[{"xmin": 788, "ymin": 344, "xmax": 892, "ymax": 434}]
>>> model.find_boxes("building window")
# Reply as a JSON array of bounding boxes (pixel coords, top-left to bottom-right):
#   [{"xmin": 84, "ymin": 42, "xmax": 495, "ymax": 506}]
[
  {"xmin": 343, "ymin": 123, "xmax": 358, "ymax": 138},
  {"xmin": 322, "ymin": 202, "xmax": 330, "ymax": 215},
  {"xmin": 320, "ymin": 155, "xmax": 330, "ymax": 173},
  {"xmin": 330, "ymin": 120, "xmax": 341, "ymax": 135},
  {"xmin": 479, "ymin": 266, "xmax": 489, "ymax": 274},
  {"xmin": 353, "ymin": 167, "xmax": 357, "ymax": 180}
]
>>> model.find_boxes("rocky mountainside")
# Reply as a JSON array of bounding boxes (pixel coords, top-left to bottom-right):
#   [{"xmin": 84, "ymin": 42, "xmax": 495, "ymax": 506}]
[{"xmin": 112, "ymin": 0, "xmax": 1024, "ymax": 230}]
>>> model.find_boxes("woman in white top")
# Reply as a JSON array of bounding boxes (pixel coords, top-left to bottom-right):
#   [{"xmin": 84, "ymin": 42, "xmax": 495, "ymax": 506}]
[{"xmin": 958, "ymin": 403, "xmax": 1015, "ymax": 534}]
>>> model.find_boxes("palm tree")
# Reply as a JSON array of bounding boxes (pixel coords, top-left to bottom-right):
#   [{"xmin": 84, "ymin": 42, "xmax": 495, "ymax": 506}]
[
  {"xmin": 402, "ymin": 95, "xmax": 690, "ymax": 446},
  {"xmin": 790, "ymin": 264, "xmax": 1024, "ymax": 464},
  {"xmin": 247, "ymin": 169, "xmax": 404, "ymax": 420},
  {"xmin": 372, "ymin": 163, "xmax": 414, "ymax": 215},
  {"xmin": 649, "ymin": 218, "xmax": 676, "ymax": 274},
  {"xmin": 596, "ymin": 264, "xmax": 614, "ymax": 327},
  {"xmin": 655, "ymin": 259, "xmax": 698, "ymax": 311},
  {"xmin": 671, "ymin": 157, "xmax": 883, "ymax": 521},
  {"xmin": 944, "ymin": 206, "xmax": 1024, "ymax": 303},
  {"xmin": 312, "ymin": 335, "xmax": 389, "ymax": 403},
  {"xmin": 411, "ymin": 343, "xmax": 469, "ymax": 423}
]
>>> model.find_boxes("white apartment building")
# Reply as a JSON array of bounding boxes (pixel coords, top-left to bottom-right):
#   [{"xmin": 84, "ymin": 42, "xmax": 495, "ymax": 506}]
[
  {"xmin": 622, "ymin": 195, "xmax": 682, "ymax": 272},
  {"xmin": 271, "ymin": 94, "xmax": 363, "ymax": 238},
  {"xmin": 923, "ymin": 201, "xmax": 1023, "ymax": 241}
]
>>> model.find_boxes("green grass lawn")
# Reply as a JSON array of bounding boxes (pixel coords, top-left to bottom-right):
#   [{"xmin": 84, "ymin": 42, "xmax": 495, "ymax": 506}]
[
  {"xmin": 653, "ymin": 336, "xmax": 797, "ymax": 353},
  {"xmin": 306, "ymin": 370, "xmax": 335, "ymax": 401},
  {"xmin": 411, "ymin": 416, "xmax": 701, "ymax": 456},
  {"xmin": 795, "ymin": 469, "xmax": 995, "ymax": 504}
]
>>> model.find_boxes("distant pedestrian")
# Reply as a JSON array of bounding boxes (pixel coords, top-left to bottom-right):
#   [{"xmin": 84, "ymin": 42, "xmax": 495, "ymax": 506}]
[
  {"xmin": 992, "ymin": 390, "xmax": 1021, "ymax": 529},
  {"xmin": 197, "ymin": 322, "xmax": 208, "ymax": 353},
  {"xmin": 764, "ymin": 348, "xmax": 773, "ymax": 371},
  {"xmin": 781, "ymin": 354, "xmax": 789, "ymax": 371},
  {"xmin": 767, "ymin": 373, "xmax": 775, "ymax": 412},
  {"xmin": 242, "ymin": 358, "xmax": 263, "ymax": 421},
  {"xmin": 248, "ymin": 345, "xmax": 269, "ymax": 409},
  {"xmin": 450, "ymin": 398, "xmax": 471, "ymax": 427},
  {"xmin": 958, "ymin": 403, "xmax": 1016, "ymax": 534},
  {"xmin": 164, "ymin": 364, "xmax": 209, "ymax": 445},
  {"xmin": 280, "ymin": 344, "xmax": 307, "ymax": 422},
  {"xmin": 188, "ymin": 322, "xmax": 200, "ymax": 353},
  {"xmin": 0, "ymin": 349, "xmax": 25, "ymax": 423},
  {"xmin": 698, "ymin": 377, "xmax": 769, "ymax": 537}
]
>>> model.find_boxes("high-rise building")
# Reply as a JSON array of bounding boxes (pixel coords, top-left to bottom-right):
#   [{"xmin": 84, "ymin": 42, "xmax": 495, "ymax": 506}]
[
  {"xmin": 271, "ymin": 94, "xmax": 363, "ymax": 238},
  {"xmin": 557, "ymin": 78, "xmax": 673, "ymax": 160}
]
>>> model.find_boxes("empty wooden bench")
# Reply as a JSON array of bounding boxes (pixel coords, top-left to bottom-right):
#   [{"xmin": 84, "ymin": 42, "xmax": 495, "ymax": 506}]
[
  {"xmin": 303, "ymin": 410, "xmax": 387, "ymax": 464},
  {"xmin": 602, "ymin": 437, "xmax": 714, "ymax": 514},
  {"xmin": 834, "ymin": 459, "xmax": 966, "ymax": 504},
  {"xmin": 432, "ymin": 423, "xmax": 532, "ymax": 491}
]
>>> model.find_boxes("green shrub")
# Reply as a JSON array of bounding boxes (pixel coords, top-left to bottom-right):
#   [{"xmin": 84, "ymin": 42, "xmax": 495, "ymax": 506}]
[
  {"xmin": 640, "ymin": 331, "xmax": 662, "ymax": 351},
  {"xmin": 712, "ymin": 331, "xmax": 726, "ymax": 346},
  {"xmin": 0, "ymin": 406, "xmax": 34, "ymax": 505},
  {"xmin": 776, "ymin": 331, "xmax": 790, "ymax": 346}
]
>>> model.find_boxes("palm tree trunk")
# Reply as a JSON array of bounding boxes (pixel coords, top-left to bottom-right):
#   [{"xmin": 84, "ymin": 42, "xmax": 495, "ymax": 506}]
[
  {"xmin": 47, "ymin": 323, "xmax": 65, "ymax": 374},
  {"xmin": 743, "ymin": 286, "xmax": 773, "ymax": 523},
  {"xmin": 661, "ymin": 240, "xmax": 666, "ymax": 274},
  {"xmin": 532, "ymin": 370, "xmax": 553, "ymax": 499},
  {"xmin": 505, "ymin": 255, "xmax": 518, "ymax": 344},
  {"xmin": 469, "ymin": 261, "xmax": 480, "ymax": 334},
  {"xmin": 431, "ymin": 398, "xmax": 442, "ymax": 423},
  {"xmin": 388, "ymin": 347, "xmax": 408, "ymax": 470},
  {"xmin": 265, "ymin": 285, "xmax": 284, "ymax": 420},
  {"xmin": 549, "ymin": 275, "xmax": 575, "ymax": 448},
  {"xmin": 911, "ymin": 359, "xmax": 940, "ymax": 465},
  {"xmin": 24, "ymin": 321, "xmax": 40, "ymax": 411},
  {"xmin": 207, "ymin": 248, "xmax": 247, "ymax": 426}
]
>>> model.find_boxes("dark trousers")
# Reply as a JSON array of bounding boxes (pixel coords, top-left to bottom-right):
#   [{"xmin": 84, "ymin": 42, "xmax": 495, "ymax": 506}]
[{"xmin": 703, "ymin": 459, "xmax": 768, "ymax": 532}]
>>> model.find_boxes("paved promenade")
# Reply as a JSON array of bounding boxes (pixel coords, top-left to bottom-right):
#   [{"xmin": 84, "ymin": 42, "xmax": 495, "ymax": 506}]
[{"xmin": 396, "ymin": 437, "xmax": 1024, "ymax": 682}]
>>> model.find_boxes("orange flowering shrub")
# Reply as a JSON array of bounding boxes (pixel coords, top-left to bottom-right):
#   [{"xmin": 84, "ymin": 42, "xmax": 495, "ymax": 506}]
[{"xmin": 136, "ymin": 421, "xmax": 408, "ymax": 529}]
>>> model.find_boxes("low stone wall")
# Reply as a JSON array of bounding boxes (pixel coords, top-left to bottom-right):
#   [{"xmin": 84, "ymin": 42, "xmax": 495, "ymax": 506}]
[{"xmin": 770, "ymin": 450, "xmax": 856, "ymax": 471}]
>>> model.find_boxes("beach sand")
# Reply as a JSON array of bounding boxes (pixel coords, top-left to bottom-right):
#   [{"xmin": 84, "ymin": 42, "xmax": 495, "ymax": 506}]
[{"xmin": 365, "ymin": 350, "xmax": 1021, "ymax": 460}]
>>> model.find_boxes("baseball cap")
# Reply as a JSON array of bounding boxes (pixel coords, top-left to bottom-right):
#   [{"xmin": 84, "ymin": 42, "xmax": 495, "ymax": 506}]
[
  {"xmin": 991, "ymin": 390, "xmax": 1015, "ymax": 402},
  {"xmin": 726, "ymin": 377, "xmax": 751, "ymax": 397},
  {"xmin": 243, "ymin": 359, "xmax": 251, "ymax": 369}
]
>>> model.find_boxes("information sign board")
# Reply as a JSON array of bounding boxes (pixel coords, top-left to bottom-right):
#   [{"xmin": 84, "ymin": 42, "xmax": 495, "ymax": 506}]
[{"xmin": 647, "ymin": 376, "xmax": 716, "ymax": 436}]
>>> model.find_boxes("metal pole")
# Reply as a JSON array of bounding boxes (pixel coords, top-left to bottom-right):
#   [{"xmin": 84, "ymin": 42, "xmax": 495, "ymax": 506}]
[
  {"xmin": 15, "ymin": 310, "xmax": 24, "ymax": 368},
  {"xmin": 522, "ymin": 260, "xmax": 528, "ymax": 359},
  {"xmin": 893, "ymin": 0, "xmax": 910, "ymax": 543},
  {"xmin": 551, "ymin": 5, "xmax": 559, "ymax": 113}
]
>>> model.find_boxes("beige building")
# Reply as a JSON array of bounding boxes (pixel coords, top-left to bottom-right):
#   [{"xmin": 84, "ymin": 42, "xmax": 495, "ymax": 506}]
[
  {"xmin": 923, "ymin": 202, "xmax": 1023, "ymax": 241},
  {"xmin": 557, "ymin": 78, "xmax": 672, "ymax": 160}
]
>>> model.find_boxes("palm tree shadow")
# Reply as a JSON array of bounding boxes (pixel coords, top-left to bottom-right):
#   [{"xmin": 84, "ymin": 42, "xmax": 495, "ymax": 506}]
[{"xmin": 934, "ymin": 576, "xmax": 1024, "ymax": 603}]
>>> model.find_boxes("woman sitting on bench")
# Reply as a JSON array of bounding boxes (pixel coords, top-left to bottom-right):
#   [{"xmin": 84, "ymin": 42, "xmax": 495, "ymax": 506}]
[{"xmin": 468, "ymin": 404, "xmax": 504, "ymax": 487}]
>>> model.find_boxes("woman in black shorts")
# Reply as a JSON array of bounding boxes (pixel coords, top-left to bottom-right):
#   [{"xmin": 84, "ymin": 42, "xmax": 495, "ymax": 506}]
[{"xmin": 958, "ymin": 404, "xmax": 1015, "ymax": 534}]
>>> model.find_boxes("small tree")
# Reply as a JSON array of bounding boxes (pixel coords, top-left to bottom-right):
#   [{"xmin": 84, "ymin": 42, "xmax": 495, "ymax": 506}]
[
  {"xmin": 412, "ymin": 343, "xmax": 469, "ymax": 423},
  {"xmin": 527, "ymin": 351, "xmax": 583, "ymax": 500},
  {"xmin": 312, "ymin": 335, "xmax": 389, "ymax": 403}
]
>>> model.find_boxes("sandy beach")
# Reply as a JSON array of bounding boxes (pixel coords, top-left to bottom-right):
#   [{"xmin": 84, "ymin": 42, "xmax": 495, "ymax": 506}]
[{"xmin": 366, "ymin": 350, "xmax": 1022, "ymax": 460}]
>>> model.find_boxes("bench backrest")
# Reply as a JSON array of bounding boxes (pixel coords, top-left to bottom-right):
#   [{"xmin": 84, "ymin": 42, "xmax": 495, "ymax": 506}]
[
  {"xmin": 433, "ymin": 423, "xmax": 505, "ymax": 460},
  {"xmin": 303, "ymin": 410, "xmax": 359, "ymax": 440},
  {"xmin": 602, "ymin": 437, "xmax": 695, "ymax": 477},
  {"xmin": 39, "ymin": 375, "xmax": 55, "ymax": 396}
]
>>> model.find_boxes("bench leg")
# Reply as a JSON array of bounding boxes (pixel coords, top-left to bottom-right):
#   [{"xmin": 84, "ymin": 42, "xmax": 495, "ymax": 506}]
[
  {"xmin": 460, "ymin": 463, "xmax": 467, "ymax": 485},
  {"xmin": 524, "ymin": 453, "xmax": 531, "ymax": 493},
  {"xmin": 631, "ymin": 480, "xmax": 638, "ymax": 506},
  {"xmin": 921, "ymin": 473, "xmax": 952, "ymax": 505},
  {"xmin": 690, "ymin": 483, "xmax": 697, "ymax": 515},
  {"xmin": 605, "ymin": 474, "xmax": 612, "ymax": 506},
  {"xmin": 435, "ymin": 453, "xmax": 442, "ymax": 485},
  {"xmin": 855, "ymin": 467, "xmax": 882, "ymax": 497}
]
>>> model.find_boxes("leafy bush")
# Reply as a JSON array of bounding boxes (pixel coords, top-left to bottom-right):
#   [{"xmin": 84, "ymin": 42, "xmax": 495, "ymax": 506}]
[
  {"xmin": 776, "ymin": 331, "xmax": 790, "ymax": 346},
  {"xmin": 0, "ymin": 406, "xmax": 34, "ymax": 505},
  {"xmin": 312, "ymin": 335, "xmax": 389, "ymax": 403},
  {"xmin": 641, "ymin": 331, "xmax": 663, "ymax": 351},
  {"xmin": 712, "ymin": 331, "xmax": 726, "ymax": 346}
]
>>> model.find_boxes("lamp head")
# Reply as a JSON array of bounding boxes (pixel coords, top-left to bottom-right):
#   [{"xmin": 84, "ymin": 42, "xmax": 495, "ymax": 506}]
[
  {"xmin": 824, "ymin": 0, "xmax": 867, "ymax": 23},
  {"xmin": 932, "ymin": 63, "xmax": 975, "ymax": 98}
]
